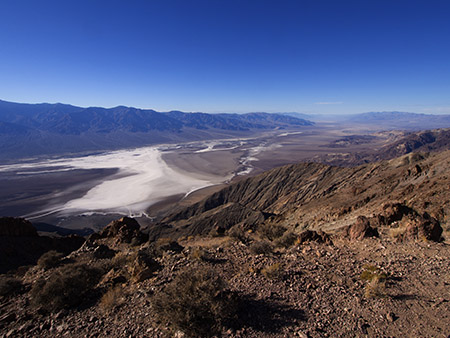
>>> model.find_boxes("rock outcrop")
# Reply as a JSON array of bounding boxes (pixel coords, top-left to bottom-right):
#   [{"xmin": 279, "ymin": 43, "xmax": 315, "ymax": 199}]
[
  {"xmin": 0, "ymin": 217, "xmax": 84, "ymax": 273},
  {"xmin": 344, "ymin": 216, "xmax": 379, "ymax": 241},
  {"xmin": 0, "ymin": 217, "xmax": 38, "ymax": 237},
  {"xmin": 99, "ymin": 217, "xmax": 147, "ymax": 244}
]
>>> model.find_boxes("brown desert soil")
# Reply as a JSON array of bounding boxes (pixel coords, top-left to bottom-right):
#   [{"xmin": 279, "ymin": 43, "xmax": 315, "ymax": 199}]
[{"xmin": 0, "ymin": 235, "xmax": 448, "ymax": 337}]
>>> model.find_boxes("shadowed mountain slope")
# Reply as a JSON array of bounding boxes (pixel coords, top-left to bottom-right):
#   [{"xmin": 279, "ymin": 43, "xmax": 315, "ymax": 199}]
[{"xmin": 0, "ymin": 99, "xmax": 313, "ymax": 160}]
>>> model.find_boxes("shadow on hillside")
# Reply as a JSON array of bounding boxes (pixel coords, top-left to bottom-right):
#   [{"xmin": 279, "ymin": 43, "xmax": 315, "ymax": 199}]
[{"xmin": 232, "ymin": 295, "xmax": 305, "ymax": 333}]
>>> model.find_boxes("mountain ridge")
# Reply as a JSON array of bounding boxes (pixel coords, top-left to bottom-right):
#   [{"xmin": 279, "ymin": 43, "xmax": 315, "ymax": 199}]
[{"xmin": 0, "ymin": 99, "xmax": 313, "ymax": 160}]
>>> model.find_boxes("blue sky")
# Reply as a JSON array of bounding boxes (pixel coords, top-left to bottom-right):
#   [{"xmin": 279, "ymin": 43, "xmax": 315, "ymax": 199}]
[{"xmin": 1, "ymin": 0, "xmax": 450, "ymax": 114}]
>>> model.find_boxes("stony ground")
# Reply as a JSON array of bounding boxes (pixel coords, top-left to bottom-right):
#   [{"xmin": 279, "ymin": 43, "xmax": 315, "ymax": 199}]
[{"xmin": 1, "ymin": 232, "xmax": 449, "ymax": 338}]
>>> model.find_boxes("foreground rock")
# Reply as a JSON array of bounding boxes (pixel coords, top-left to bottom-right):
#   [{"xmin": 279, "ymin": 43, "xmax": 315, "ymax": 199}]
[
  {"xmin": 0, "ymin": 217, "xmax": 85, "ymax": 273},
  {"xmin": 344, "ymin": 216, "xmax": 379, "ymax": 240}
]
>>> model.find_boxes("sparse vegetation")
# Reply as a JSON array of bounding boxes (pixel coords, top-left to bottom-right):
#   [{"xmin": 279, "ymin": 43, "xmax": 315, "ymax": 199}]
[
  {"xmin": 30, "ymin": 263, "xmax": 105, "ymax": 312},
  {"xmin": 99, "ymin": 285, "xmax": 126, "ymax": 313},
  {"xmin": 249, "ymin": 240, "xmax": 273, "ymax": 255},
  {"xmin": 227, "ymin": 225, "xmax": 248, "ymax": 243},
  {"xmin": 275, "ymin": 231, "xmax": 297, "ymax": 248},
  {"xmin": 261, "ymin": 263, "xmax": 283, "ymax": 280},
  {"xmin": 37, "ymin": 250, "xmax": 64, "ymax": 270},
  {"xmin": 151, "ymin": 267, "xmax": 237, "ymax": 337},
  {"xmin": 189, "ymin": 247, "xmax": 206, "ymax": 261},
  {"xmin": 0, "ymin": 275, "xmax": 23, "ymax": 297},
  {"xmin": 360, "ymin": 265, "xmax": 387, "ymax": 298},
  {"xmin": 258, "ymin": 223, "xmax": 287, "ymax": 241}
]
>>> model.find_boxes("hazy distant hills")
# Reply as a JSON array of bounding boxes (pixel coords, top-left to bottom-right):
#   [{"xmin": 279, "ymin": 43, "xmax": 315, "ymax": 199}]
[
  {"xmin": 0, "ymin": 100, "xmax": 312, "ymax": 160},
  {"xmin": 346, "ymin": 111, "xmax": 450, "ymax": 128},
  {"xmin": 285, "ymin": 111, "xmax": 450, "ymax": 130}
]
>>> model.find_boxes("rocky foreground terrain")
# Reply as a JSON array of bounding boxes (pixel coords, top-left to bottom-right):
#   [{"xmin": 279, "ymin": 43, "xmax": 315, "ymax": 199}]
[{"xmin": 1, "ymin": 130, "xmax": 450, "ymax": 337}]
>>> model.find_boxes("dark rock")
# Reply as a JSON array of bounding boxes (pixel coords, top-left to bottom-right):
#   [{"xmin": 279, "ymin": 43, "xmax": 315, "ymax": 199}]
[
  {"xmin": 157, "ymin": 240, "xmax": 184, "ymax": 254},
  {"xmin": 93, "ymin": 244, "xmax": 117, "ymax": 259},
  {"xmin": 0, "ymin": 233, "xmax": 84, "ymax": 274},
  {"xmin": 86, "ymin": 232, "xmax": 102, "ymax": 244},
  {"xmin": 131, "ymin": 250, "xmax": 162, "ymax": 282},
  {"xmin": 0, "ymin": 217, "xmax": 38, "ymax": 237},
  {"xmin": 382, "ymin": 203, "xmax": 415, "ymax": 225},
  {"xmin": 99, "ymin": 217, "xmax": 142, "ymax": 243},
  {"xmin": 404, "ymin": 216, "xmax": 442, "ymax": 242},
  {"xmin": 345, "ymin": 216, "xmax": 378, "ymax": 240},
  {"xmin": 297, "ymin": 230, "xmax": 333, "ymax": 245},
  {"xmin": 0, "ymin": 313, "xmax": 16, "ymax": 323}
]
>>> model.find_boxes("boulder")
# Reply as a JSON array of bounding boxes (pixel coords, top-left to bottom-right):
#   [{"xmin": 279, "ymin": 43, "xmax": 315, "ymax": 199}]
[
  {"xmin": 93, "ymin": 244, "xmax": 117, "ymax": 259},
  {"xmin": 100, "ymin": 217, "xmax": 143, "ymax": 243},
  {"xmin": 345, "ymin": 216, "xmax": 378, "ymax": 240},
  {"xmin": 382, "ymin": 203, "xmax": 415, "ymax": 225},
  {"xmin": 404, "ymin": 215, "xmax": 442, "ymax": 242}
]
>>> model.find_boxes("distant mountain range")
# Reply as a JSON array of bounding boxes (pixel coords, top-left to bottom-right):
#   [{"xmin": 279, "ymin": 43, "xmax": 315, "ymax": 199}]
[
  {"xmin": 0, "ymin": 100, "xmax": 313, "ymax": 160},
  {"xmin": 3, "ymin": 99, "xmax": 450, "ymax": 161},
  {"xmin": 0, "ymin": 100, "xmax": 312, "ymax": 135},
  {"xmin": 285, "ymin": 111, "xmax": 450, "ymax": 129}
]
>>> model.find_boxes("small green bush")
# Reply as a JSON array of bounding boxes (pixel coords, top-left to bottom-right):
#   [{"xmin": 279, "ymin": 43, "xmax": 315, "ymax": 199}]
[
  {"xmin": 360, "ymin": 265, "xmax": 387, "ymax": 298},
  {"xmin": 151, "ymin": 268, "xmax": 237, "ymax": 337},
  {"xmin": 37, "ymin": 250, "xmax": 64, "ymax": 270},
  {"xmin": 30, "ymin": 263, "xmax": 104, "ymax": 312}
]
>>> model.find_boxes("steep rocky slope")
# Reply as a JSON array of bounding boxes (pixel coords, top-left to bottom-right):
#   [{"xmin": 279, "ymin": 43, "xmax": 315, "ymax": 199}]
[{"xmin": 151, "ymin": 149, "xmax": 450, "ymax": 241}]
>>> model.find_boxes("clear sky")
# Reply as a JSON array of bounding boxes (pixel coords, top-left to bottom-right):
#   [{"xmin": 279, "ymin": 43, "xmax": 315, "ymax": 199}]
[{"xmin": 1, "ymin": 0, "xmax": 450, "ymax": 114}]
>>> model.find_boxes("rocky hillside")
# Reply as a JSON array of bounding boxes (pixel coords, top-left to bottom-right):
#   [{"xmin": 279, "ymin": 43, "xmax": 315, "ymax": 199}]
[
  {"xmin": 1, "ymin": 149, "xmax": 450, "ymax": 337},
  {"xmin": 0, "ymin": 214, "xmax": 448, "ymax": 337},
  {"xmin": 150, "ymin": 149, "xmax": 450, "ymax": 241},
  {"xmin": 315, "ymin": 127, "xmax": 450, "ymax": 166}
]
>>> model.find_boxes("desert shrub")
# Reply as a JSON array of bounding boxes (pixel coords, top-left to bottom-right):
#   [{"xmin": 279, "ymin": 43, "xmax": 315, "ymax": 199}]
[
  {"xmin": 111, "ymin": 251, "xmax": 133, "ymax": 269},
  {"xmin": 189, "ymin": 247, "xmax": 206, "ymax": 261},
  {"xmin": 360, "ymin": 265, "xmax": 387, "ymax": 298},
  {"xmin": 274, "ymin": 231, "xmax": 297, "ymax": 248},
  {"xmin": 227, "ymin": 226, "xmax": 247, "ymax": 243},
  {"xmin": 258, "ymin": 223, "xmax": 287, "ymax": 241},
  {"xmin": 151, "ymin": 268, "xmax": 237, "ymax": 337},
  {"xmin": 249, "ymin": 240, "xmax": 273, "ymax": 255},
  {"xmin": 37, "ymin": 250, "xmax": 64, "ymax": 270},
  {"xmin": 0, "ymin": 275, "xmax": 23, "ymax": 297},
  {"xmin": 146, "ymin": 238, "xmax": 184, "ymax": 258},
  {"xmin": 365, "ymin": 275, "xmax": 387, "ymax": 298},
  {"xmin": 99, "ymin": 285, "xmax": 126, "ymax": 313},
  {"xmin": 261, "ymin": 263, "xmax": 283, "ymax": 280},
  {"xmin": 389, "ymin": 226, "xmax": 407, "ymax": 241},
  {"xmin": 30, "ymin": 263, "xmax": 105, "ymax": 312}
]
